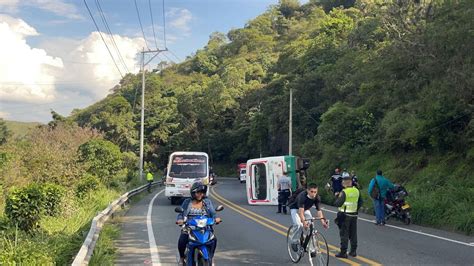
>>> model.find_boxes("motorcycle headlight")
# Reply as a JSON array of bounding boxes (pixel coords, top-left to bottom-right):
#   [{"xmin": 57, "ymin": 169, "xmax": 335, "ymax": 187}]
[{"xmin": 196, "ymin": 218, "xmax": 208, "ymax": 228}]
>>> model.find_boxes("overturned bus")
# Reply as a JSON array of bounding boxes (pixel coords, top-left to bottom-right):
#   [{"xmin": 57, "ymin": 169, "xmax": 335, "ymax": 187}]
[{"xmin": 246, "ymin": 155, "xmax": 309, "ymax": 205}]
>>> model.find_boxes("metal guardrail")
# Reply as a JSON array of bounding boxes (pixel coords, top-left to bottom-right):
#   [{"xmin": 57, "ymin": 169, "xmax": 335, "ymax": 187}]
[{"xmin": 72, "ymin": 181, "xmax": 162, "ymax": 266}]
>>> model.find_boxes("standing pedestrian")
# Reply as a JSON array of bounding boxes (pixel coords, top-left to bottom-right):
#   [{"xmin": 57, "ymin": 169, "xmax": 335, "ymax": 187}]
[
  {"xmin": 368, "ymin": 170, "xmax": 394, "ymax": 225},
  {"xmin": 277, "ymin": 172, "xmax": 292, "ymax": 214},
  {"xmin": 334, "ymin": 175, "xmax": 363, "ymax": 258},
  {"xmin": 328, "ymin": 168, "xmax": 343, "ymax": 196},
  {"xmin": 146, "ymin": 171, "xmax": 154, "ymax": 193},
  {"xmin": 350, "ymin": 170, "xmax": 359, "ymax": 188}
]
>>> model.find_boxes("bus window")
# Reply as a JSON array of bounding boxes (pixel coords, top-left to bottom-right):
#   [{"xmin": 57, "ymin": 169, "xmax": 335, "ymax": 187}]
[
  {"xmin": 169, "ymin": 155, "xmax": 207, "ymax": 179},
  {"xmin": 253, "ymin": 163, "xmax": 267, "ymax": 200}
]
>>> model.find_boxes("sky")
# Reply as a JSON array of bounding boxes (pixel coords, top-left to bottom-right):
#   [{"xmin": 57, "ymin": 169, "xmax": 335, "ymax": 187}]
[{"xmin": 0, "ymin": 0, "xmax": 287, "ymax": 123}]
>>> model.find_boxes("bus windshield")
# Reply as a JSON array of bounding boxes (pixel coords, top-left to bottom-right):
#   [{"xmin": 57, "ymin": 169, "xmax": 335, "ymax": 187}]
[{"xmin": 169, "ymin": 154, "xmax": 208, "ymax": 179}]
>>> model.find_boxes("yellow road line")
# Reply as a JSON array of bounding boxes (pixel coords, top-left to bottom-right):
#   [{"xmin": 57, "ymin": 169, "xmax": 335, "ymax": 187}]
[
  {"xmin": 210, "ymin": 187, "xmax": 359, "ymax": 266},
  {"xmin": 211, "ymin": 186, "xmax": 382, "ymax": 266}
]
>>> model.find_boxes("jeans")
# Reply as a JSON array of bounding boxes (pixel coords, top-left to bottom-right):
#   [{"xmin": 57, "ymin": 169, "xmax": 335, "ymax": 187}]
[
  {"xmin": 374, "ymin": 199, "xmax": 385, "ymax": 224},
  {"xmin": 278, "ymin": 190, "xmax": 290, "ymax": 213}
]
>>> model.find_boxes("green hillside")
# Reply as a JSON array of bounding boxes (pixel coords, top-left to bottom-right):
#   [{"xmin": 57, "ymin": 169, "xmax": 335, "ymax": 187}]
[
  {"xmin": 4, "ymin": 120, "xmax": 41, "ymax": 139},
  {"xmin": 69, "ymin": 0, "xmax": 473, "ymax": 234}
]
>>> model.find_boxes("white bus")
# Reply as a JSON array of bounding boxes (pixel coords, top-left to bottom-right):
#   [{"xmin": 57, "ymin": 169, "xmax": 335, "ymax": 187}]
[{"xmin": 165, "ymin": 151, "xmax": 209, "ymax": 204}]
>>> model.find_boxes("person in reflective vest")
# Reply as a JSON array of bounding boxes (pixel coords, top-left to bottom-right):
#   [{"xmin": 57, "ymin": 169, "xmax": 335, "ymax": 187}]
[
  {"xmin": 334, "ymin": 174, "xmax": 363, "ymax": 258},
  {"xmin": 146, "ymin": 171, "xmax": 154, "ymax": 193}
]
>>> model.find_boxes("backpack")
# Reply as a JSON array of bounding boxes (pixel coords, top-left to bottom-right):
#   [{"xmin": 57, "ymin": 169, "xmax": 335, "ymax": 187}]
[
  {"xmin": 370, "ymin": 178, "xmax": 381, "ymax": 200},
  {"xmin": 288, "ymin": 188, "xmax": 305, "ymax": 206}
]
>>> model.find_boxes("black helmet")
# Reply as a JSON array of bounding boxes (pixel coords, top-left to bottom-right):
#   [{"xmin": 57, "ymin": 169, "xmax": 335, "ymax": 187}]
[{"xmin": 190, "ymin": 181, "xmax": 207, "ymax": 199}]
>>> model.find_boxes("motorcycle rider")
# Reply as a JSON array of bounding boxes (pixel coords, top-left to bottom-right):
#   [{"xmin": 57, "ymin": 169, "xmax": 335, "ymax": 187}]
[
  {"xmin": 288, "ymin": 183, "xmax": 329, "ymax": 257},
  {"xmin": 176, "ymin": 182, "xmax": 222, "ymax": 265}
]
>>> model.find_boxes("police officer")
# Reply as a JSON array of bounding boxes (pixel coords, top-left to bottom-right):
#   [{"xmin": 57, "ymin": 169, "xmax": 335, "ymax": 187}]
[
  {"xmin": 277, "ymin": 172, "xmax": 292, "ymax": 214},
  {"xmin": 334, "ymin": 174, "xmax": 363, "ymax": 258},
  {"xmin": 146, "ymin": 171, "xmax": 154, "ymax": 193}
]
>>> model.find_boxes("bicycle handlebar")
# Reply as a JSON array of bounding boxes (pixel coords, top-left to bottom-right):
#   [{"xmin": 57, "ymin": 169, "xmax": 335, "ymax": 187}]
[{"xmin": 304, "ymin": 217, "xmax": 327, "ymax": 222}]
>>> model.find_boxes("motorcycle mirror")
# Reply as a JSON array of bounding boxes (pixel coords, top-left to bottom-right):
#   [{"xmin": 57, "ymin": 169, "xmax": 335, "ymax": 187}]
[
  {"xmin": 174, "ymin": 207, "xmax": 184, "ymax": 213},
  {"xmin": 215, "ymin": 205, "xmax": 224, "ymax": 212}
]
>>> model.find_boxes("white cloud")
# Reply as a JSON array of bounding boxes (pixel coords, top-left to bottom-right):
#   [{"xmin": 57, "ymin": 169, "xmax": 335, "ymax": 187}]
[
  {"xmin": 0, "ymin": 15, "xmax": 145, "ymax": 122},
  {"xmin": 167, "ymin": 8, "xmax": 193, "ymax": 33},
  {"xmin": 0, "ymin": 0, "xmax": 83, "ymax": 20},
  {"xmin": 60, "ymin": 31, "xmax": 144, "ymax": 98},
  {"xmin": 0, "ymin": 15, "xmax": 63, "ymax": 102}
]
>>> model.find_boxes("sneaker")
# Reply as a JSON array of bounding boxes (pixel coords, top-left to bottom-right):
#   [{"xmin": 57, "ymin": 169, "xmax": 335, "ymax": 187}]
[
  {"xmin": 335, "ymin": 252, "xmax": 348, "ymax": 259},
  {"xmin": 349, "ymin": 251, "xmax": 357, "ymax": 257},
  {"xmin": 276, "ymin": 211, "xmax": 282, "ymax": 214},
  {"xmin": 291, "ymin": 243, "xmax": 299, "ymax": 252},
  {"xmin": 310, "ymin": 251, "xmax": 317, "ymax": 257}
]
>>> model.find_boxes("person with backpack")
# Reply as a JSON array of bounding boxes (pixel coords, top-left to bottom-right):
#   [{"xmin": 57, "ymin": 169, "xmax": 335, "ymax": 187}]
[{"xmin": 368, "ymin": 170, "xmax": 395, "ymax": 225}]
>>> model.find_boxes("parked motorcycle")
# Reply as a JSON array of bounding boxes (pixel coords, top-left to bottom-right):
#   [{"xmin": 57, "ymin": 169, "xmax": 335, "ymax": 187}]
[
  {"xmin": 209, "ymin": 172, "xmax": 217, "ymax": 186},
  {"xmin": 384, "ymin": 185, "xmax": 411, "ymax": 225},
  {"xmin": 175, "ymin": 205, "xmax": 224, "ymax": 266}
]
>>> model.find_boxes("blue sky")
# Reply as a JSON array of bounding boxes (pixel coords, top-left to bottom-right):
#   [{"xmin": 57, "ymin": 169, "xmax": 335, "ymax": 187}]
[{"xmin": 0, "ymin": 0, "xmax": 284, "ymax": 122}]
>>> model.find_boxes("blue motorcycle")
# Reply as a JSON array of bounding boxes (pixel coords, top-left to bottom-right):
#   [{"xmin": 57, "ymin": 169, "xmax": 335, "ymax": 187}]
[{"xmin": 175, "ymin": 205, "xmax": 224, "ymax": 266}]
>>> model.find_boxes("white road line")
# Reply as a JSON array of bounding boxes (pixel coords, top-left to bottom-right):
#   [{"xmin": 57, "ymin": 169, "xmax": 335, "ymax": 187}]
[
  {"xmin": 321, "ymin": 207, "xmax": 473, "ymax": 247},
  {"xmin": 147, "ymin": 190, "xmax": 165, "ymax": 266}
]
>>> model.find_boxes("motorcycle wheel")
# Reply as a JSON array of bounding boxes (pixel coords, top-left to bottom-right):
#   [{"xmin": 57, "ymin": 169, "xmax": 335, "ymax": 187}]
[
  {"xmin": 404, "ymin": 212, "xmax": 411, "ymax": 225},
  {"xmin": 195, "ymin": 250, "xmax": 211, "ymax": 266}
]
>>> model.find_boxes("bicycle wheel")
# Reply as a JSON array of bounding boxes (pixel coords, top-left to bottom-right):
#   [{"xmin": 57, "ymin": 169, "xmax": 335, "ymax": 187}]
[
  {"xmin": 308, "ymin": 231, "xmax": 329, "ymax": 266},
  {"xmin": 287, "ymin": 225, "xmax": 303, "ymax": 263}
]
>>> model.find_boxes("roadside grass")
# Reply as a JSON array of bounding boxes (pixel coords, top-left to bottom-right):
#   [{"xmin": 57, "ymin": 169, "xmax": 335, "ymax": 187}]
[
  {"xmin": 89, "ymin": 222, "xmax": 120, "ymax": 266},
  {"xmin": 0, "ymin": 188, "xmax": 120, "ymax": 265},
  {"xmin": 309, "ymin": 152, "xmax": 474, "ymax": 235}
]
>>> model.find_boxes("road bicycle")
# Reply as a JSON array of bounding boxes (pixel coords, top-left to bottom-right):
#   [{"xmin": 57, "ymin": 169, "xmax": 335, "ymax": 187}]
[{"xmin": 287, "ymin": 217, "xmax": 329, "ymax": 265}]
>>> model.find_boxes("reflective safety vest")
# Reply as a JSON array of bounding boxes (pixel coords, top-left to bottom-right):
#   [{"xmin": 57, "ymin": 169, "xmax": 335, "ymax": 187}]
[
  {"xmin": 146, "ymin": 172, "xmax": 154, "ymax": 181},
  {"xmin": 338, "ymin": 187, "xmax": 360, "ymax": 213}
]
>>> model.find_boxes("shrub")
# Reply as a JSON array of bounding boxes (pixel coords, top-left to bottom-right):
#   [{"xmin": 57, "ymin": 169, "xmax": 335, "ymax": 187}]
[
  {"xmin": 5, "ymin": 184, "xmax": 44, "ymax": 232},
  {"xmin": 78, "ymin": 139, "xmax": 123, "ymax": 185},
  {"xmin": 41, "ymin": 183, "xmax": 65, "ymax": 216},
  {"xmin": 76, "ymin": 174, "xmax": 101, "ymax": 198}
]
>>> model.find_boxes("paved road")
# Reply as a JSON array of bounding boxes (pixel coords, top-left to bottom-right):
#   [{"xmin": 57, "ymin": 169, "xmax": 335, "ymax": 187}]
[{"xmin": 115, "ymin": 178, "xmax": 474, "ymax": 265}]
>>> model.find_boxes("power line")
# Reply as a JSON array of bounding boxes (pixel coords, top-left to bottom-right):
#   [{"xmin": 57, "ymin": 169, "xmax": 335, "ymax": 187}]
[
  {"xmin": 162, "ymin": 0, "xmax": 167, "ymax": 48},
  {"xmin": 95, "ymin": 0, "xmax": 130, "ymax": 73},
  {"xmin": 161, "ymin": 53, "xmax": 175, "ymax": 64},
  {"xmin": 134, "ymin": 0, "xmax": 150, "ymax": 51},
  {"xmin": 148, "ymin": 0, "xmax": 159, "ymax": 49},
  {"xmin": 167, "ymin": 49, "xmax": 182, "ymax": 62},
  {"xmin": 83, "ymin": 0, "xmax": 124, "ymax": 78}
]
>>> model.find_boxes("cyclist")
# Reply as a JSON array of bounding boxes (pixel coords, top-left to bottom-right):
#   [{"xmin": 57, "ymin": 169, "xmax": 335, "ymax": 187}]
[{"xmin": 288, "ymin": 183, "xmax": 329, "ymax": 256}]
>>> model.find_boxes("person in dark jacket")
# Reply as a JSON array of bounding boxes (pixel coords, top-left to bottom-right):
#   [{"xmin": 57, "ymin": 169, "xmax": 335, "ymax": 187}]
[
  {"xmin": 329, "ymin": 168, "xmax": 343, "ymax": 196},
  {"xmin": 334, "ymin": 175, "xmax": 363, "ymax": 258},
  {"xmin": 176, "ymin": 182, "xmax": 221, "ymax": 265}
]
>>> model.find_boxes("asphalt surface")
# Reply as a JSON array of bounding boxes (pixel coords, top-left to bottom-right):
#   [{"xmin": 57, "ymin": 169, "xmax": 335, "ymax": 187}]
[{"xmin": 115, "ymin": 178, "xmax": 474, "ymax": 265}]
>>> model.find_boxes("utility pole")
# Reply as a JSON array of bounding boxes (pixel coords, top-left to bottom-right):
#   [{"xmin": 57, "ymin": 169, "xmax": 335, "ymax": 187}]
[
  {"xmin": 139, "ymin": 47, "xmax": 168, "ymax": 182},
  {"xmin": 288, "ymin": 82, "xmax": 293, "ymax": 156}
]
